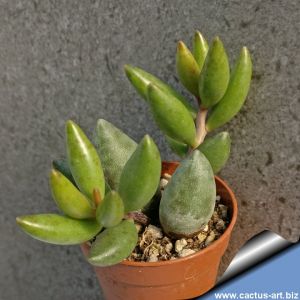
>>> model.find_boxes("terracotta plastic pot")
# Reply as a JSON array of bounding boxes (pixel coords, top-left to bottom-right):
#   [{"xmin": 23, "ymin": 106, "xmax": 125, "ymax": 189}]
[{"xmin": 82, "ymin": 161, "xmax": 238, "ymax": 300}]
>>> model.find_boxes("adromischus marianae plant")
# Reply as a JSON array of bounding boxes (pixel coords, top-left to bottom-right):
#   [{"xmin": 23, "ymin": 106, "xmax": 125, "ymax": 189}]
[{"xmin": 16, "ymin": 31, "xmax": 252, "ymax": 266}]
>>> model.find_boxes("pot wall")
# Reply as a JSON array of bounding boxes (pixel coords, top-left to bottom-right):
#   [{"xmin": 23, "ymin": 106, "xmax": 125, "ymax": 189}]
[{"xmin": 91, "ymin": 163, "xmax": 238, "ymax": 300}]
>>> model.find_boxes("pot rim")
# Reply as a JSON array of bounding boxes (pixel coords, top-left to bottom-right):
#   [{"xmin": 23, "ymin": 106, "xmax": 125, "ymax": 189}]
[{"xmin": 120, "ymin": 174, "xmax": 238, "ymax": 267}]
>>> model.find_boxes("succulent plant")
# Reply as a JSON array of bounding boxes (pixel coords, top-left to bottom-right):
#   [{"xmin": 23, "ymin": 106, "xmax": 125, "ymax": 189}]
[{"xmin": 17, "ymin": 31, "xmax": 252, "ymax": 266}]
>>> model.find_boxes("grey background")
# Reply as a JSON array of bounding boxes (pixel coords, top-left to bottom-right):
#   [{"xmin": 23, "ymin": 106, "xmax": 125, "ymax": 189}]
[{"xmin": 1, "ymin": 0, "xmax": 299, "ymax": 299}]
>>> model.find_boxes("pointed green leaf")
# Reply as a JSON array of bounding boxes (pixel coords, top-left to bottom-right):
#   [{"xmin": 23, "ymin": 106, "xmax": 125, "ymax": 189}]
[
  {"xmin": 52, "ymin": 158, "xmax": 76, "ymax": 186},
  {"xmin": 124, "ymin": 64, "xmax": 197, "ymax": 119},
  {"xmin": 199, "ymin": 37, "xmax": 230, "ymax": 108},
  {"xmin": 66, "ymin": 120, "xmax": 105, "ymax": 200},
  {"xmin": 176, "ymin": 41, "xmax": 200, "ymax": 97},
  {"xmin": 165, "ymin": 136, "xmax": 188, "ymax": 158},
  {"xmin": 206, "ymin": 47, "xmax": 252, "ymax": 131},
  {"xmin": 95, "ymin": 119, "xmax": 137, "ymax": 190},
  {"xmin": 118, "ymin": 135, "xmax": 161, "ymax": 213},
  {"xmin": 88, "ymin": 220, "xmax": 138, "ymax": 266},
  {"xmin": 159, "ymin": 150, "xmax": 216, "ymax": 237},
  {"xmin": 193, "ymin": 31, "xmax": 209, "ymax": 70},
  {"xmin": 198, "ymin": 132, "xmax": 231, "ymax": 173},
  {"xmin": 49, "ymin": 169, "xmax": 95, "ymax": 219},
  {"xmin": 96, "ymin": 191, "xmax": 124, "ymax": 228},
  {"xmin": 147, "ymin": 84, "xmax": 197, "ymax": 147},
  {"xmin": 16, "ymin": 214, "xmax": 101, "ymax": 245}
]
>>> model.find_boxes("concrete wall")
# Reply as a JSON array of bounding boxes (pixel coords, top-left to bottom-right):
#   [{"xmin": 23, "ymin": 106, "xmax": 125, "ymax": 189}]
[{"xmin": 1, "ymin": 0, "xmax": 299, "ymax": 299}]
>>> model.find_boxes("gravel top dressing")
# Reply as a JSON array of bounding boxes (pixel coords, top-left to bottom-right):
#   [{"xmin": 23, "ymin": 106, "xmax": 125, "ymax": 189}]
[{"xmin": 128, "ymin": 195, "xmax": 229, "ymax": 262}]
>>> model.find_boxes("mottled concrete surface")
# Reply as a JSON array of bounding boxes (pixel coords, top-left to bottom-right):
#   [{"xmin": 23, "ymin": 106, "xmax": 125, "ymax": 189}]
[{"xmin": 0, "ymin": 0, "xmax": 299, "ymax": 299}]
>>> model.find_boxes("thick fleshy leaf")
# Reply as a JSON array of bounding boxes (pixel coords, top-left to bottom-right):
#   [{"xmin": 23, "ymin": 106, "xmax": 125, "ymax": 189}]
[
  {"xmin": 176, "ymin": 41, "xmax": 200, "ymax": 97},
  {"xmin": 66, "ymin": 120, "xmax": 105, "ymax": 200},
  {"xmin": 124, "ymin": 64, "xmax": 197, "ymax": 119},
  {"xmin": 95, "ymin": 119, "xmax": 137, "ymax": 190},
  {"xmin": 147, "ymin": 84, "xmax": 197, "ymax": 147},
  {"xmin": 198, "ymin": 132, "xmax": 231, "ymax": 173},
  {"xmin": 165, "ymin": 136, "xmax": 188, "ymax": 158},
  {"xmin": 96, "ymin": 191, "xmax": 124, "ymax": 228},
  {"xmin": 88, "ymin": 220, "xmax": 138, "ymax": 266},
  {"xmin": 118, "ymin": 135, "xmax": 161, "ymax": 213},
  {"xmin": 206, "ymin": 47, "xmax": 252, "ymax": 131},
  {"xmin": 16, "ymin": 214, "xmax": 101, "ymax": 245},
  {"xmin": 193, "ymin": 31, "xmax": 209, "ymax": 70},
  {"xmin": 199, "ymin": 37, "xmax": 230, "ymax": 108},
  {"xmin": 52, "ymin": 158, "xmax": 76, "ymax": 186},
  {"xmin": 49, "ymin": 169, "xmax": 95, "ymax": 219},
  {"xmin": 159, "ymin": 150, "xmax": 216, "ymax": 237}
]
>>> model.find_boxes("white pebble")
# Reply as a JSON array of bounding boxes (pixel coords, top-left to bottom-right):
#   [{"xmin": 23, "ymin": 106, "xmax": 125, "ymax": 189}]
[
  {"xmin": 203, "ymin": 224, "xmax": 209, "ymax": 232},
  {"xmin": 165, "ymin": 243, "xmax": 173, "ymax": 254},
  {"xmin": 218, "ymin": 205, "xmax": 228, "ymax": 219},
  {"xmin": 146, "ymin": 225, "xmax": 163, "ymax": 239},
  {"xmin": 205, "ymin": 231, "xmax": 216, "ymax": 246},
  {"xmin": 197, "ymin": 232, "xmax": 207, "ymax": 243},
  {"xmin": 148, "ymin": 255, "xmax": 159, "ymax": 262},
  {"xmin": 160, "ymin": 178, "xmax": 169, "ymax": 189},
  {"xmin": 179, "ymin": 249, "xmax": 196, "ymax": 257},
  {"xmin": 175, "ymin": 239, "xmax": 187, "ymax": 253}
]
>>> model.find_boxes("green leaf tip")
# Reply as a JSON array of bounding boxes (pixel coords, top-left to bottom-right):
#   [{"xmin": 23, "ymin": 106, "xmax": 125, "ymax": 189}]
[
  {"xmin": 66, "ymin": 120, "xmax": 105, "ymax": 200},
  {"xmin": 193, "ymin": 31, "xmax": 209, "ymax": 70},
  {"xmin": 206, "ymin": 46, "xmax": 252, "ymax": 131},
  {"xmin": 96, "ymin": 190, "xmax": 124, "ymax": 228},
  {"xmin": 199, "ymin": 36, "xmax": 230, "ymax": 108},
  {"xmin": 95, "ymin": 119, "xmax": 137, "ymax": 190},
  {"xmin": 176, "ymin": 40, "xmax": 200, "ymax": 97}
]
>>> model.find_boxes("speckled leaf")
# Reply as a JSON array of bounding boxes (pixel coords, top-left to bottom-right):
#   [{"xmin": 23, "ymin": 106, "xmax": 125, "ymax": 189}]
[
  {"xmin": 16, "ymin": 214, "xmax": 101, "ymax": 245},
  {"xmin": 66, "ymin": 120, "xmax": 105, "ymax": 200},
  {"xmin": 52, "ymin": 158, "xmax": 76, "ymax": 186},
  {"xmin": 193, "ymin": 31, "xmax": 209, "ymax": 70},
  {"xmin": 88, "ymin": 220, "xmax": 138, "ymax": 266},
  {"xmin": 147, "ymin": 84, "xmax": 197, "ymax": 147},
  {"xmin": 165, "ymin": 136, "xmax": 188, "ymax": 158},
  {"xmin": 199, "ymin": 37, "xmax": 230, "ymax": 108},
  {"xmin": 124, "ymin": 64, "xmax": 197, "ymax": 119},
  {"xmin": 198, "ymin": 132, "xmax": 231, "ymax": 173},
  {"xmin": 159, "ymin": 150, "xmax": 216, "ymax": 237},
  {"xmin": 95, "ymin": 119, "xmax": 137, "ymax": 190},
  {"xmin": 206, "ymin": 47, "xmax": 252, "ymax": 131},
  {"xmin": 176, "ymin": 41, "xmax": 200, "ymax": 97},
  {"xmin": 96, "ymin": 191, "xmax": 124, "ymax": 228},
  {"xmin": 118, "ymin": 135, "xmax": 161, "ymax": 213}
]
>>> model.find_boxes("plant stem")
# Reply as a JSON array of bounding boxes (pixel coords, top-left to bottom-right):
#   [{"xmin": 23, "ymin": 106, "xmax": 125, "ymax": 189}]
[{"xmin": 194, "ymin": 107, "xmax": 208, "ymax": 149}]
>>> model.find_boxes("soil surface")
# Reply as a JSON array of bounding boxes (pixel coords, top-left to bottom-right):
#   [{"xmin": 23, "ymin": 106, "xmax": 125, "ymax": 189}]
[{"xmin": 128, "ymin": 195, "xmax": 230, "ymax": 262}]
